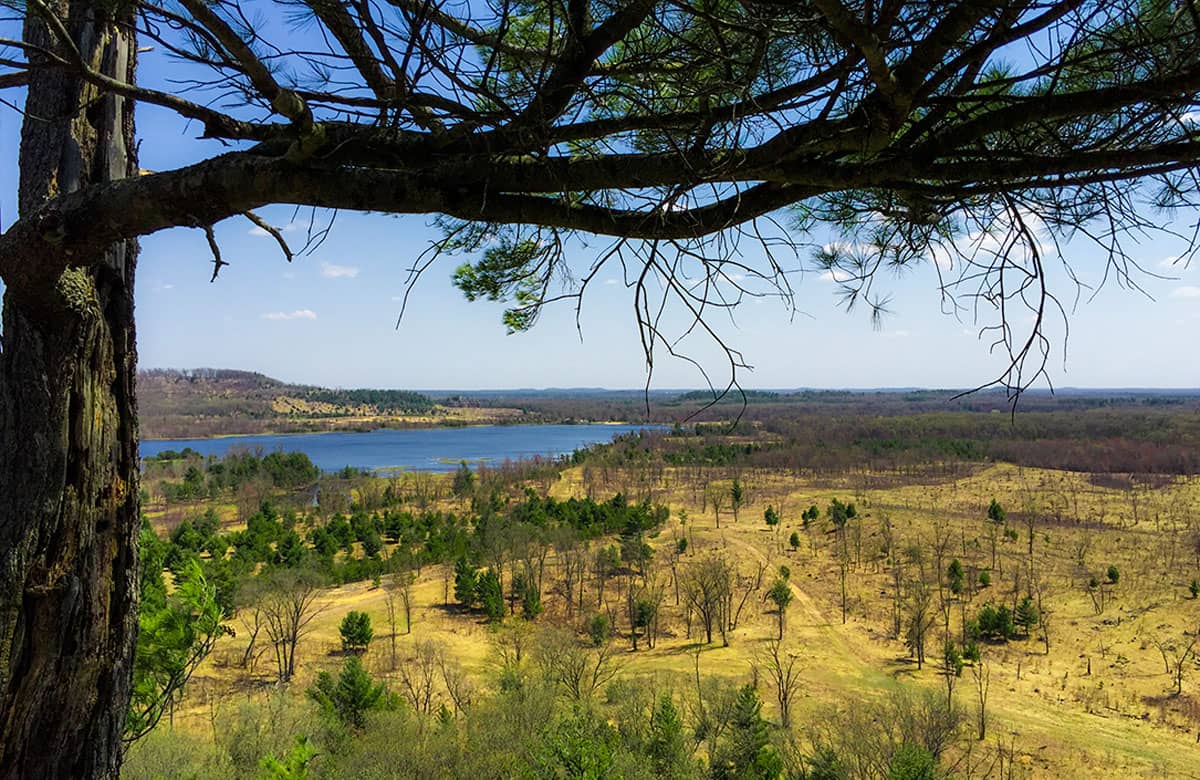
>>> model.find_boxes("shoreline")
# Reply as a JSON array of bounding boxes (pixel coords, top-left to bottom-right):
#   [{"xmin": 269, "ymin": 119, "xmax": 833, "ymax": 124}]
[{"xmin": 140, "ymin": 419, "xmax": 662, "ymax": 443}]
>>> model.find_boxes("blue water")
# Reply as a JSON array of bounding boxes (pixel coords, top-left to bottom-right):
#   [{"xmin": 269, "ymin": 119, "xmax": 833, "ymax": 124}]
[{"xmin": 140, "ymin": 424, "xmax": 658, "ymax": 473}]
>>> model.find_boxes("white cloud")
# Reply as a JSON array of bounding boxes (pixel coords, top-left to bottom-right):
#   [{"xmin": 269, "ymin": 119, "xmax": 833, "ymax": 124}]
[
  {"xmin": 604, "ymin": 278, "xmax": 619, "ymax": 285},
  {"xmin": 883, "ymin": 329, "xmax": 910, "ymax": 339},
  {"xmin": 321, "ymin": 262, "xmax": 359, "ymax": 279},
  {"xmin": 929, "ymin": 244, "xmax": 956, "ymax": 271},
  {"xmin": 925, "ymin": 208, "xmax": 1049, "ymax": 272},
  {"xmin": 1181, "ymin": 111, "xmax": 1200, "ymax": 125},
  {"xmin": 1158, "ymin": 255, "xmax": 1192, "ymax": 273},
  {"xmin": 1169, "ymin": 286, "xmax": 1200, "ymax": 299},
  {"xmin": 161, "ymin": 283, "xmax": 174, "ymax": 290},
  {"xmin": 391, "ymin": 295, "xmax": 406, "ymax": 301},
  {"xmin": 261, "ymin": 309, "xmax": 317, "ymax": 321},
  {"xmin": 818, "ymin": 268, "xmax": 854, "ymax": 283},
  {"xmin": 282, "ymin": 272, "xmax": 295, "ymax": 280}
]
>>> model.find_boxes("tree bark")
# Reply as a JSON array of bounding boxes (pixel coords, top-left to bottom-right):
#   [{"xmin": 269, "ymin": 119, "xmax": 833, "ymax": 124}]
[{"xmin": 0, "ymin": 3, "xmax": 139, "ymax": 778}]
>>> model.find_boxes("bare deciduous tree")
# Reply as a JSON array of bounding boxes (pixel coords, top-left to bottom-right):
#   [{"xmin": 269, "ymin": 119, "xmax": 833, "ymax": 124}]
[
  {"xmin": 681, "ymin": 556, "xmax": 733, "ymax": 645},
  {"xmin": 755, "ymin": 640, "xmax": 803, "ymax": 728},
  {"xmin": 534, "ymin": 627, "xmax": 622, "ymax": 703},
  {"xmin": 1154, "ymin": 632, "xmax": 1199, "ymax": 697},
  {"xmin": 254, "ymin": 569, "xmax": 326, "ymax": 683}
]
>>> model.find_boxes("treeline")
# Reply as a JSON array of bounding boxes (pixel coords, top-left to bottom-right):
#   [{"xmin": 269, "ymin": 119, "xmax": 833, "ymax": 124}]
[
  {"xmin": 301, "ymin": 387, "xmax": 434, "ymax": 413},
  {"xmin": 581, "ymin": 404, "xmax": 1200, "ymax": 476}
]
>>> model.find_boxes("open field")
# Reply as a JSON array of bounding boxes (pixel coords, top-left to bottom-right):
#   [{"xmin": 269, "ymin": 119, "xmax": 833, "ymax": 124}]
[{"xmin": 142, "ymin": 460, "xmax": 1200, "ymax": 779}]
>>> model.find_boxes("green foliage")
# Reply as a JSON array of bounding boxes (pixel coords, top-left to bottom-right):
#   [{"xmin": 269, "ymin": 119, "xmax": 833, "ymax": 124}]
[
  {"xmin": 887, "ymin": 743, "xmax": 939, "ymax": 780},
  {"xmin": 478, "ymin": 569, "xmax": 505, "ymax": 621},
  {"xmin": 630, "ymin": 598, "xmax": 656, "ymax": 649},
  {"xmin": 768, "ymin": 579, "xmax": 793, "ymax": 612},
  {"xmin": 127, "ymin": 556, "xmax": 231, "ymax": 742},
  {"xmin": 987, "ymin": 499, "xmax": 1006, "ymax": 524},
  {"xmin": 972, "ymin": 602, "xmax": 1015, "ymax": 641},
  {"xmin": 360, "ymin": 529, "xmax": 383, "ymax": 558},
  {"xmin": 763, "ymin": 505, "xmax": 780, "ymax": 527},
  {"xmin": 730, "ymin": 479, "xmax": 746, "ymax": 513},
  {"xmin": 454, "ymin": 558, "xmax": 479, "ymax": 606},
  {"xmin": 339, "ymin": 611, "xmax": 374, "ymax": 653},
  {"xmin": 1189, "ymin": 579, "xmax": 1199, "ymax": 599},
  {"xmin": 977, "ymin": 569, "xmax": 991, "ymax": 588},
  {"xmin": 522, "ymin": 576, "xmax": 544, "ymax": 621},
  {"xmin": 826, "ymin": 498, "xmax": 857, "ymax": 529},
  {"xmin": 711, "ymin": 685, "xmax": 784, "ymax": 780},
  {"xmin": 942, "ymin": 641, "xmax": 963, "ymax": 677},
  {"xmin": 619, "ymin": 518, "xmax": 653, "ymax": 573},
  {"xmin": 275, "ymin": 530, "xmax": 308, "ymax": 568},
  {"xmin": 789, "ymin": 531, "xmax": 801, "ymax": 550},
  {"xmin": 946, "ymin": 559, "xmax": 964, "ymax": 596},
  {"xmin": 452, "ymin": 239, "xmax": 552, "ymax": 333},
  {"xmin": 588, "ymin": 614, "xmax": 612, "ymax": 647},
  {"xmin": 258, "ymin": 736, "xmax": 317, "ymax": 780},
  {"xmin": 648, "ymin": 695, "xmax": 690, "ymax": 777},
  {"xmin": 768, "ymin": 578, "xmax": 793, "ymax": 639},
  {"xmin": 796, "ymin": 746, "xmax": 846, "ymax": 780},
  {"xmin": 1106, "ymin": 565, "xmax": 1120, "ymax": 584},
  {"xmin": 452, "ymin": 461, "xmax": 476, "ymax": 497},
  {"xmin": 307, "ymin": 656, "xmax": 392, "ymax": 731},
  {"xmin": 1014, "ymin": 596, "xmax": 1040, "ymax": 636},
  {"xmin": 530, "ymin": 708, "xmax": 622, "ymax": 780}
]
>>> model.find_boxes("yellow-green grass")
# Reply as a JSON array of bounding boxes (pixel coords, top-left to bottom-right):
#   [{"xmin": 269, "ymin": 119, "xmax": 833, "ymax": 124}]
[{"xmin": 164, "ymin": 463, "xmax": 1200, "ymax": 778}]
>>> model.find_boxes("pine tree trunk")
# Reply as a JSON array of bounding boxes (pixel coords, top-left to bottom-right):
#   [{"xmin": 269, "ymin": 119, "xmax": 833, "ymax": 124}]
[{"xmin": 0, "ymin": 3, "xmax": 139, "ymax": 777}]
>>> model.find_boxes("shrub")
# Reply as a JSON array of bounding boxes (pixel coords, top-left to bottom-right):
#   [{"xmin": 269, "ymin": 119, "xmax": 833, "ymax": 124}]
[
  {"xmin": 339, "ymin": 611, "xmax": 374, "ymax": 653},
  {"xmin": 974, "ymin": 602, "xmax": 1014, "ymax": 641},
  {"xmin": 588, "ymin": 614, "xmax": 611, "ymax": 647},
  {"xmin": 307, "ymin": 656, "xmax": 392, "ymax": 730}
]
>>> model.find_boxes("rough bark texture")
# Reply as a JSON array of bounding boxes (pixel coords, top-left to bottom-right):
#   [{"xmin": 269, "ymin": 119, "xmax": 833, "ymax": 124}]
[{"xmin": 0, "ymin": 3, "xmax": 139, "ymax": 777}]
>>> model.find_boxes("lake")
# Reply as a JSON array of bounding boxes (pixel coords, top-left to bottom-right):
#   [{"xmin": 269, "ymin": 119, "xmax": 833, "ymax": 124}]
[{"xmin": 140, "ymin": 424, "xmax": 660, "ymax": 473}]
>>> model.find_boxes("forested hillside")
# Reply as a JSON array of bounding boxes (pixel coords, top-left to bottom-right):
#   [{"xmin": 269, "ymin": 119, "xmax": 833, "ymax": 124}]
[{"xmin": 139, "ymin": 370, "xmax": 515, "ymax": 438}]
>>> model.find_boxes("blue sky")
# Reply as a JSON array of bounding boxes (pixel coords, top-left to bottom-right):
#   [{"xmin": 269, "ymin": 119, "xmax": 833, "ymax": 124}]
[{"xmin": 2, "ymin": 25, "xmax": 1198, "ymax": 391}]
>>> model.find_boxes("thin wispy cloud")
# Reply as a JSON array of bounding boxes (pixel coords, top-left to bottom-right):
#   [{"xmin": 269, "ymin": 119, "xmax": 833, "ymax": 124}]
[
  {"xmin": 261, "ymin": 309, "xmax": 318, "ymax": 321},
  {"xmin": 818, "ymin": 268, "xmax": 854, "ymax": 283},
  {"xmin": 321, "ymin": 262, "xmax": 360, "ymax": 279},
  {"xmin": 1169, "ymin": 286, "xmax": 1200, "ymax": 299}
]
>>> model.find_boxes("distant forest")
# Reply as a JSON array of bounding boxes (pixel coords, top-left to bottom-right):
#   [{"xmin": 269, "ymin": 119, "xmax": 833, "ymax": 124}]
[
  {"xmin": 139, "ymin": 370, "xmax": 1200, "ymax": 476},
  {"xmin": 576, "ymin": 391, "xmax": 1200, "ymax": 477}
]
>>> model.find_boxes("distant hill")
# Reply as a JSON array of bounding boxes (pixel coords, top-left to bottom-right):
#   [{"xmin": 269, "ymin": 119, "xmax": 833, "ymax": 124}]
[{"xmin": 139, "ymin": 369, "xmax": 512, "ymax": 439}]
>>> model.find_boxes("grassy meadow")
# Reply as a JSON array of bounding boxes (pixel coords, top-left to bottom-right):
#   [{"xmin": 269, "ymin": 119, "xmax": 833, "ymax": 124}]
[{"xmin": 129, "ymin": 450, "xmax": 1200, "ymax": 779}]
